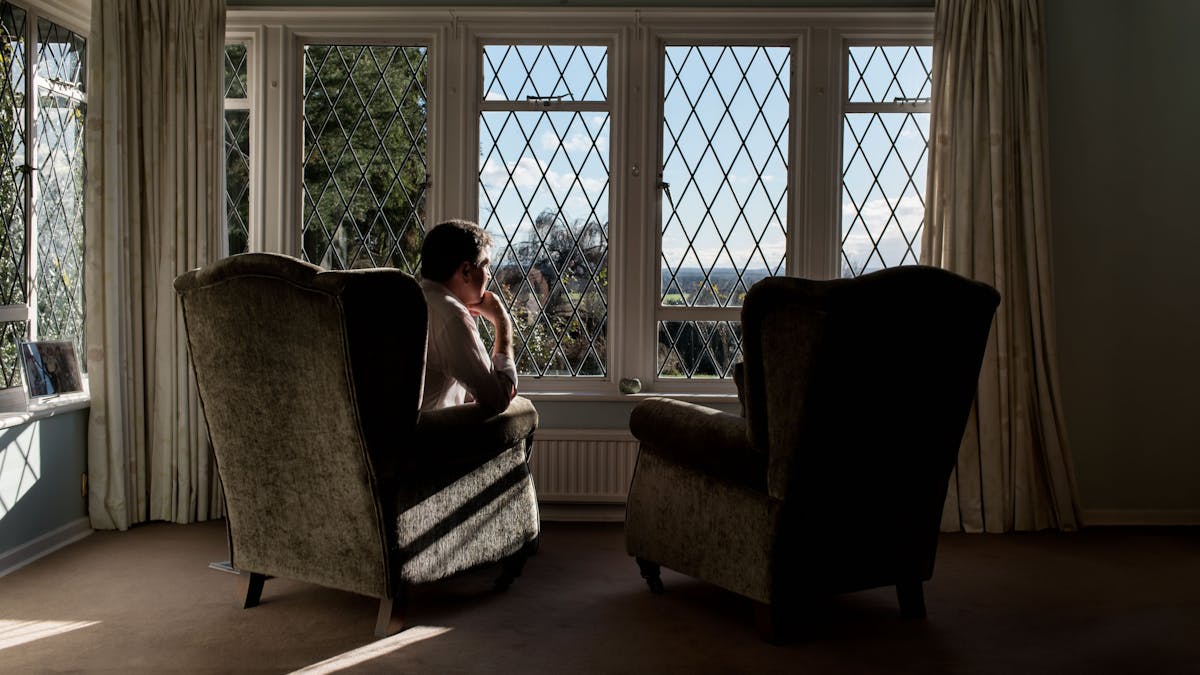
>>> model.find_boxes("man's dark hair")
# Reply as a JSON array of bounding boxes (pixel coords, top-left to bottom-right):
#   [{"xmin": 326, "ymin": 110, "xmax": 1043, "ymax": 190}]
[{"xmin": 420, "ymin": 219, "xmax": 493, "ymax": 282}]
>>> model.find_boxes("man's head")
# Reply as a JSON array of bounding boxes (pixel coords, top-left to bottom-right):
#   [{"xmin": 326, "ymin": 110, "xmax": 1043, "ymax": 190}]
[{"xmin": 421, "ymin": 219, "xmax": 494, "ymax": 305}]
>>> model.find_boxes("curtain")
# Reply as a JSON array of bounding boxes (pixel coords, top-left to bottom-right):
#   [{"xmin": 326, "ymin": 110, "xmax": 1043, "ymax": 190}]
[
  {"xmin": 923, "ymin": 0, "xmax": 1081, "ymax": 532},
  {"xmin": 84, "ymin": 0, "xmax": 227, "ymax": 530}
]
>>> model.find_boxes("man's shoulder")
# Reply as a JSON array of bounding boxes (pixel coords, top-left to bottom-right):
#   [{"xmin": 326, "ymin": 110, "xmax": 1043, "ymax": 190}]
[{"xmin": 421, "ymin": 279, "xmax": 471, "ymax": 321}]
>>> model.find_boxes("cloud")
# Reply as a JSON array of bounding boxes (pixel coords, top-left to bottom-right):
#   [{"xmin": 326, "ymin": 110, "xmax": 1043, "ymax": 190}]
[
  {"xmin": 538, "ymin": 131, "xmax": 604, "ymax": 153},
  {"xmin": 661, "ymin": 228, "xmax": 786, "ymax": 270},
  {"xmin": 480, "ymin": 156, "xmax": 609, "ymax": 228},
  {"xmin": 841, "ymin": 194, "xmax": 924, "ymax": 265}
]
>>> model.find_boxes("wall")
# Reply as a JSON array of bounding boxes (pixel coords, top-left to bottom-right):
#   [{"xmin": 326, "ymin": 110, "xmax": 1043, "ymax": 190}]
[
  {"xmin": 1045, "ymin": 0, "xmax": 1200, "ymax": 520},
  {"xmin": 0, "ymin": 410, "xmax": 89, "ymax": 569}
]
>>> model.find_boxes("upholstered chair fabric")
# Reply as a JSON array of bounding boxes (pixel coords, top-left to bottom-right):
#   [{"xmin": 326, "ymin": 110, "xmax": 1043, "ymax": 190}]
[
  {"xmin": 175, "ymin": 253, "xmax": 540, "ymax": 630},
  {"xmin": 625, "ymin": 266, "xmax": 1000, "ymax": 633}
]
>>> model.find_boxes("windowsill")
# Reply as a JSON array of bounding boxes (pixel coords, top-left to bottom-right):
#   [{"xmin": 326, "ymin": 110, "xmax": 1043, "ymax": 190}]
[
  {"xmin": 0, "ymin": 390, "xmax": 91, "ymax": 431},
  {"xmin": 522, "ymin": 391, "xmax": 739, "ymax": 404}
]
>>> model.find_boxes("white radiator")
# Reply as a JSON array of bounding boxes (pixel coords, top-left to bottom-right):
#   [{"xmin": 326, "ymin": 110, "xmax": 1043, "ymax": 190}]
[{"xmin": 528, "ymin": 430, "xmax": 640, "ymax": 504}]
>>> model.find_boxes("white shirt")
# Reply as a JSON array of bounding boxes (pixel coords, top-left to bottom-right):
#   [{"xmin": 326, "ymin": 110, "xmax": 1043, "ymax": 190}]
[{"xmin": 420, "ymin": 279, "xmax": 518, "ymax": 413}]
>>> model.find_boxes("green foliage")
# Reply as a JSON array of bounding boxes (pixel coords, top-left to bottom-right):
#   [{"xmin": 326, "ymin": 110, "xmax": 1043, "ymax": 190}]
[
  {"xmin": 492, "ymin": 209, "xmax": 608, "ymax": 377},
  {"xmin": 0, "ymin": 13, "xmax": 24, "ymax": 388},
  {"xmin": 301, "ymin": 45, "xmax": 428, "ymax": 274}
]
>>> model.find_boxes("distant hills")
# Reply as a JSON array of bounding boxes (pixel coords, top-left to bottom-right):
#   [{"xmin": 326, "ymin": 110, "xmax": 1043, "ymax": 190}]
[{"xmin": 663, "ymin": 267, "xmax": 774, "ymax": 295}]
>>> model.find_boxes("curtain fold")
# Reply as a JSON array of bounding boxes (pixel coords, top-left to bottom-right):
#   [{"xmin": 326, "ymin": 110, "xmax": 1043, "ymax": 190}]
[
  {"xmin": 85, "ymin": 0, "xmax": 226, "ymax": 530},
  {"xmin": 923, "ymin": 0, "xmax": 1081, "ymax": 532}
]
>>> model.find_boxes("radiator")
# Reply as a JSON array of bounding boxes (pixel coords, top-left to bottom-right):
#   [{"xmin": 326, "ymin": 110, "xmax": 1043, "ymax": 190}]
[{"xmin": 528, "ymin": 430, "xmax": 640, "ymax": 504}]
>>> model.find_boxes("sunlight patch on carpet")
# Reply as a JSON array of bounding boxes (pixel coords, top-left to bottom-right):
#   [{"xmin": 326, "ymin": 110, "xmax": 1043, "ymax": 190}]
[
  {"xmin": 0, "ymin": 619, "xmax": 100, "ymax": 651},
  {"xmin": 289, "ymin": 626, "xmax": 452, "ymax": 674}
]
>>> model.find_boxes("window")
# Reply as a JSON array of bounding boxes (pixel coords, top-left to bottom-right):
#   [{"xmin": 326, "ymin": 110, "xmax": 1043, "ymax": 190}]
[
  {"xmin": 656, "ymin": 45, "xmax": 790, "ymax": 378},
  {"xmin": 840, "ymin": 44, "xmax": 932, "ymax": 277},
  {"xmin": 0, "ymin": 1, "xmax": 85, "ymax": 402},
  {"xmin": 224, "ymin": 41, "xmax": 250, "ymax": 255},
  {"xmin": 301, "ymin": 43, "xmax": 428, "ymax": 274},
  {"xmin": 225, "ymin": 9, "xmax": 932, "ymax": 395},
  {"xmin": 478, "ymin": 44, "xmax": 610, "ymax": 377}
]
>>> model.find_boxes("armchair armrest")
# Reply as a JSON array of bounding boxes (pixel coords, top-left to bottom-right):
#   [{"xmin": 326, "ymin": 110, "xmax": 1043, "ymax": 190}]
[
  {"xmin": 414, "ymin": 396, "xmax": 538, "ymax": 459},
  {"xmin": 386, "ymin": 397, "xmax": 538, "ymax": 505},
  {"xmin": 629, "ymin": 397, "xmax": 765, "ymax": 491}
]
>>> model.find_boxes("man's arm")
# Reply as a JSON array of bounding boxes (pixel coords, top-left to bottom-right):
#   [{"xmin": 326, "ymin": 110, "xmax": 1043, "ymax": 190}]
[
  {"xmin": 470, "ymin": 290, "xmax": 515, "ymax": 365},
  {"xmin": 443, "ymin": 291, "xmax": 517, "ymax": 414}
]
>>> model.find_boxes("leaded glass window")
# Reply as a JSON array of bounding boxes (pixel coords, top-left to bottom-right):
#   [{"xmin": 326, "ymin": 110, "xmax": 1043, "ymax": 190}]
[
  {"xmin": 302, "ymin": 44, "xmax": 428, "ymax": 274},
  {"xmin": 0, "ymin": 3, "xmax": 27, "ymax": 389},
  {"xmin": 33, "ymin": 17, "xmax": 86, "ymax": 356},
  {"xmin": 478, "ymin": 44, "xmax": 610, "ymax": 377},
  {"xmin": 0, "ymin": 5, "xmax": 85, "ymax": 392},
  {"xmin": 841, "ymin": 44, "xmax": 931, "ymax": 277},
  {"xmin": 224, "ymin": 41, "xmax": 250, "ymax": 256},
  {"xmin": 658, "ymin": 45, "xmax": 789, "ymax": 378}
]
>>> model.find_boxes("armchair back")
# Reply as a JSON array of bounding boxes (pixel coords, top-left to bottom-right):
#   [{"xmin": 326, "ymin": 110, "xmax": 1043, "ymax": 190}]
[
  {"xmin": 740, "ymin": 266, "xmax": 999, "ymax": 589},
  {"xmin": 175, "ymin": 253, "xmax": 427, "ymax": 599}
]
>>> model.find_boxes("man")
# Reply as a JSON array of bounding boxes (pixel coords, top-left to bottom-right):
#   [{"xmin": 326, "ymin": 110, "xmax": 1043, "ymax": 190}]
[{"xmin": 419, "ymin": 219, "xmax": 517, "ymax": 413}]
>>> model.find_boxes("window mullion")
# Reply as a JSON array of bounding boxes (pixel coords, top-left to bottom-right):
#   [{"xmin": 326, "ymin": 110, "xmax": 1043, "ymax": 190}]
[{"xmin": 795, "ymin": 28, "xmax": 838, "ymax": 281}]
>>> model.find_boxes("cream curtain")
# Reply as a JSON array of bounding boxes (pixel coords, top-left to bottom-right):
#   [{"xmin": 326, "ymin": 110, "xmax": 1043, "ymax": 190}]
[
  {"xmin": 85, "ymin": 0, "xmax": 227, "ymax": 530},
  {"xmin": 923, "ymin": 0, "xmax": 1081, "ymax": 532}
]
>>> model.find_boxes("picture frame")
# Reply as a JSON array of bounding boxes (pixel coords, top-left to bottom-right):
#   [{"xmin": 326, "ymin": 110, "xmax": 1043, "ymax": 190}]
[{"xmin": 19, "ymin": 340, "xmax": 83, "ymax": 399}]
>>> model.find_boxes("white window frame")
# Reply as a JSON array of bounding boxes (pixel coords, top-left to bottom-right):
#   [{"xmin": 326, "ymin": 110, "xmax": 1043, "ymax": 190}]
[{"xmin": 226, "ymin": 7, "xmax": 933, "ymax": 400}]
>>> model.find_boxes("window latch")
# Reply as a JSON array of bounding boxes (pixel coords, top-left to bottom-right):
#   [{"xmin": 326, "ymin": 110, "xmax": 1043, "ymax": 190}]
[
  {"xmin": 658, "ymin": 181, "xmax": 675, "ymax": 211},
  {"xmin": 526, "ymin": 94, "xmax": 569, "ymax": 108}
]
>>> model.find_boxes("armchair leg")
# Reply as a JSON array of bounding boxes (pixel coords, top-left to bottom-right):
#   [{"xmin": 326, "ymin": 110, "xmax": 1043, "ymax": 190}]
[
  {"xmin": 375, "ymin": 593, "xmax": 407, "ymax": 638},
  {"xmin": 495, "ymin": 540, "xmax": 536, "ymax": 591},
  {"xmin": 897, "ymin": 581, "xmax": 927, "ymax": 619},
  {"xmin": 636, "ymin": 557, "xmax": 664, "ymax": 594},
  {"xmin": 754, "ymin": 602, "xmax": 784, "ymax": 645},
  {"xmin": 240, "ymin": 572, "xmax": 267, "ymax": 609}
]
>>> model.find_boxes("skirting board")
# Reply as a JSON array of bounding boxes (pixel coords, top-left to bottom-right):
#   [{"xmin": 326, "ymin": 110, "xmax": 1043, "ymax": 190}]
[
  {"xmin": 0, "ymin": 517, "xmax": 93, "ymax": 578},
  {"xmin": 1082, "ymin": 509, "xmax": 1200, "ymax": 526},
  {"xmin": 539, "ymin": 502, "xmax": 627, "ymax": 522}
]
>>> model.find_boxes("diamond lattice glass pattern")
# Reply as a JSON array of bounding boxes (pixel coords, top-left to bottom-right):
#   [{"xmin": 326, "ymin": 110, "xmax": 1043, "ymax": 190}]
[
  {"xmin": 848, "ymin": 45, "xmax": 931, "ymax": 104},
  {"xmin": 302, "ymin": 45, "xmax": 428, "ymax": 273},
  {"xmin": 224, "ymin": 109, "xmax": 249, "ymax": 255},
  {"xmin": 224, "ymin": 42, "xmax": 247, "ymax": 98},
  {"xmin": 224, "ymin": 43, "xmax": 250, "ymax": 255},
  {"xmin": 482, "ymin": 45, "xmax": 606, "ymax": 102},
  {"xmin": 0, "ymin": 320, "xmax": 25, "ymax": 388},
  {"xmin": 0, "ymin": 5, "xmax": 26, "ymax": 310},
  {"xmin": 34, "ymin": 18, "xmax": 85, "ymax": 356},
  {"xmin": 661, "ymin": 46, "xmax": 789, "ymax": 309},
  {"xmin": 479, "ymin": 110, "xmax": 609, "ymax": 377},
  {"xmin": 841, "ymin": 46, "xmax": 931, "ymax": 278},
  {"xmin": 658, "ymin": 45, "xmax": 789, "ymax": 378},
  {"xmin": 657, "ymin": 321, "xmax": 742, "ymax": 379}
]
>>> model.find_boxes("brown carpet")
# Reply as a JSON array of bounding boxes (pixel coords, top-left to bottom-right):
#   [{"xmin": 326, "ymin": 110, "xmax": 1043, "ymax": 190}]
[{"xmin": 0, "ymin": 520, "xmax": 1197, "ymax": 674}]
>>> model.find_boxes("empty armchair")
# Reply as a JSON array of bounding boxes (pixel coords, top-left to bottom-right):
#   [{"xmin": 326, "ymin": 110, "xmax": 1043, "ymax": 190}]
[
  {"xmin": 175, "ymin": 253, "xmax": 540, "ymax": 637},
  {"xmin": 625, "ymin": 266, "xmax": 999, "ymax": 640}
]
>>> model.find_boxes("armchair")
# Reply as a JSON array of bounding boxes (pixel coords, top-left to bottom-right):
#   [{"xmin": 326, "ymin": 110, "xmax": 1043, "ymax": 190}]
[
  {"xmin": 175, "ymin": 253, "xmax": 540, "ymax": 637},
  {"xmin": 624, "ymin": 266, "xmax": 999, "ymax": 640}
]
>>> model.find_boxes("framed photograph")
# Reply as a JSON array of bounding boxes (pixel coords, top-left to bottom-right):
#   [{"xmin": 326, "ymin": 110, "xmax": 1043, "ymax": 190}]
[{"xmin": 19, "ymin": 340, "xmax": 83, "ymax": 399}]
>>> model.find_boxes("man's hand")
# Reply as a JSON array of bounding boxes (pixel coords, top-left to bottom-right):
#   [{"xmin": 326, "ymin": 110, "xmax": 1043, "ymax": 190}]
[
  {"xmin": 469, "ymin": 291, "xmax": 515, "ymax": 362},
  {"xmin": 467, "ymin": 290, "xmax": 507, "ymax": 325}
]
